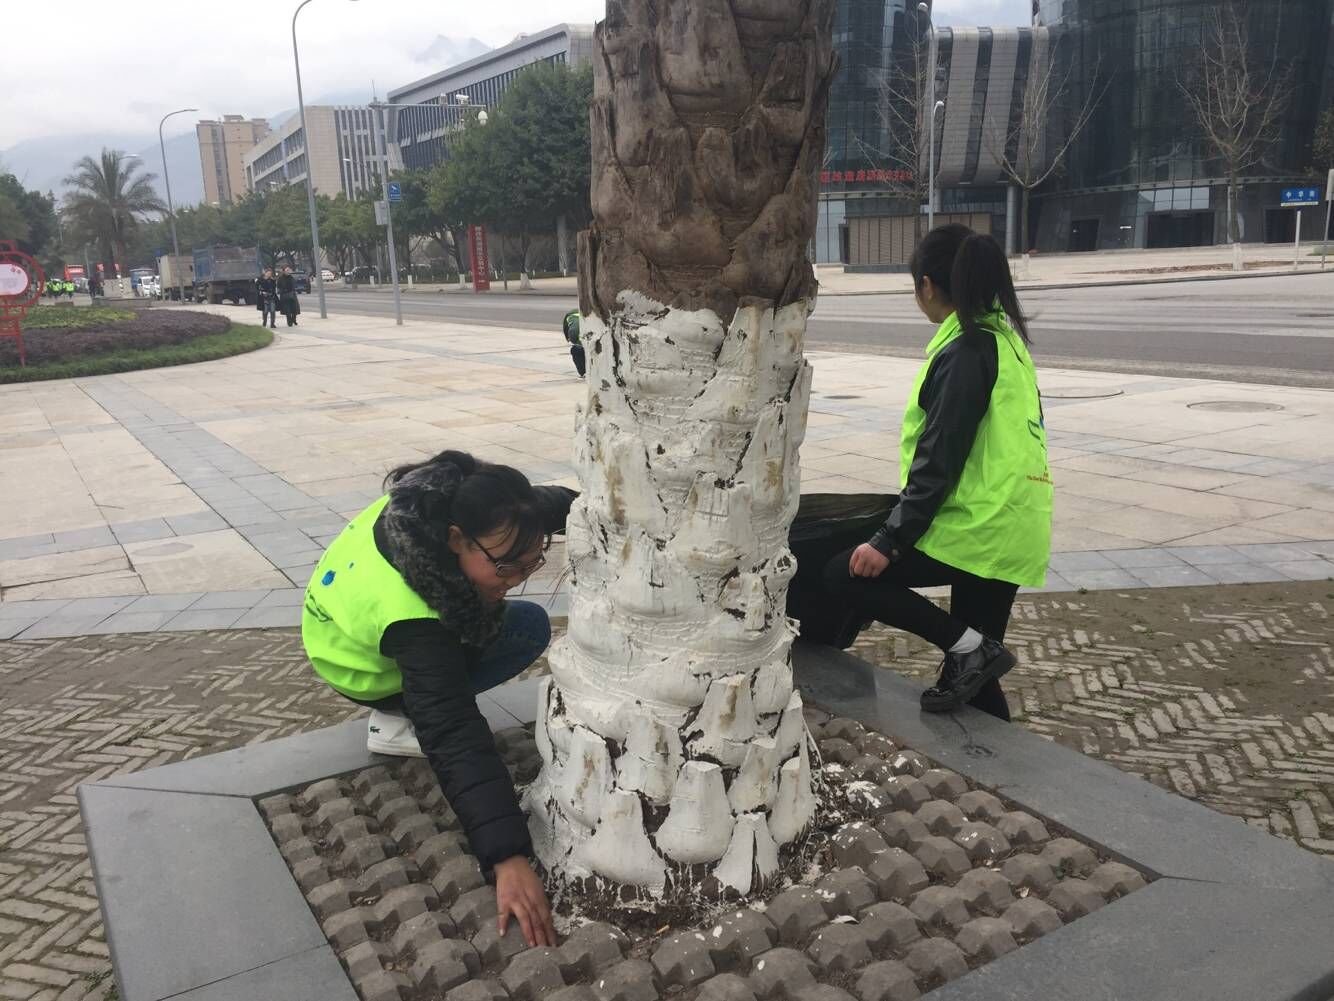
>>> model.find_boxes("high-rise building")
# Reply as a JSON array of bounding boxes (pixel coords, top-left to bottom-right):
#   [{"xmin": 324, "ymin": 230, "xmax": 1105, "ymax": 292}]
[
  {"xmin": 242, "ymin": 107, "xmax": 402, "ymax": 198},
  {"xmin": 197, "ymin": 116, "xmax": 271, "ymax": 205}
]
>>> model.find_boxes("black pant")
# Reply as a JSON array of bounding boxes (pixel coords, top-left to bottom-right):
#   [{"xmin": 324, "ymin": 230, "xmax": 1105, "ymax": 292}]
[{"xmin": 822, "ymin": 545, "xmax": 1017, "ymax": 720}]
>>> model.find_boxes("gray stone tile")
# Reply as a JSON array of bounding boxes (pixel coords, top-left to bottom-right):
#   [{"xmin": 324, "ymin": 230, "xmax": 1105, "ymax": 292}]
[
  {"xmin": 166, "ymin": 947, "xmax": 358, "ymax": 1001},
  {"xmin": 1060, "ymin": 569, "xmax": 1147, "ymax": 591},
  {"xmin": 1272, "ymin": 560, "xmax": 1334, "ymax": 582},
  {"xmin": 1203, "ymin": 563, "xmax": 1293, "ymax": 585},
  {"xmin": 190, "ymin": 589, "xmax": 272, "ymax": 610},
  {"xmin": 110, "ymin": 518, "xmax": 176, "ymax": 544},
  {"xmin": 1021, "ymin": 572, "xmax": 1073, "ymax": 594},
  {"xmin": 19, "ymin": 615, "xmax": 113, "ymax": 639},
  {"xmin": 1164, "ymin": 545, "xmax": 1245, "ymax": 566},
  {"xmin": 255, "ymin": 588, "xmax": 306, "ymax": 608},
  {"xmin": 1048, "ymin": 551, "xmax": 1120, "ymax": 573},
  {"xmin": 1102, "ymin": 548, "xmax": 1188, "ymax": 569},
  {"xmin": 1228, "ymin": 543, "xmax": 1321, "ymax": 564},
  {"xmin": 51, "ymin": 525, "xmax": 116, "ymax": 550},
  {"xmin": 0, "ymin": 620, "xmax": 37, "ymax": 640},
  {"xmin": 0, "ymin": 597, "xmax": 71, "ymax": 621},
  {"xmin": 223, "ymin": 507, "xmax": 287, "ymax": 528},
  {"xmin": 484, "ymin": 677, "xmax": 543, "ymax": 725},
  {"xmin": 232, "ymin": 605, "xmax": 301, "ymax": 630},
  {"xmin": 275, "ymin": 551, "xmax": 326, "ymax": 571},
  {"xmin": 0, "ymin": 534, "xmax": 58, "ymax": 560},
  {"xmin": 1304, "ymin": 540, "xmax": 1334, "ymax": 559},
  {"xmin": 85, "ymin": 610, "xmax": 177, "ymax": 634},
  {"xmin": 60, "ymin": 595, "xmax": 140, "ymax": 618},
  {"xmin": 166, "ymin": 510, "xmax": 229, "ymax": 535},
  {"xmin": 283, "ymin": 564, "xmax": 318, "ymax": 588},
  {"xmin": 159, "ymin": 608, "xmax": 248, "ymax": 631},
  {"xmin": 125, "ymin": 592, "xmax": 204, "ymax": 613},
  {"xmin": 1128, "ymin": 564, "xmax": 1219, "ymax": 588}
]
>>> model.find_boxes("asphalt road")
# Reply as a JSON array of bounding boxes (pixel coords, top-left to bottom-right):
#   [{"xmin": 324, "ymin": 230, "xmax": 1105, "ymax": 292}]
[{"xmin": 308, "ymin": 271, "xmax": 1334, "ymax": 387}]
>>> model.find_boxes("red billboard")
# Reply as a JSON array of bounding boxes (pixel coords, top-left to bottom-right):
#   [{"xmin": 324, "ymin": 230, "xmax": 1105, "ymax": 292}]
[
  {"xmin": 64, "ymin": 265, "xmax": 86, "ymax": 281},
  {"xmin": 468, "ymin": 225, "xmax": 491, "ymax": 293}
]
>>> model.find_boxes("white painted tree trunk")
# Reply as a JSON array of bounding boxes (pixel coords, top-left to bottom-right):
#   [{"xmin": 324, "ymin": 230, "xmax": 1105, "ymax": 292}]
[{"xmin": 525, "ymin": 293, "xmax": 819, "ymax": 898}]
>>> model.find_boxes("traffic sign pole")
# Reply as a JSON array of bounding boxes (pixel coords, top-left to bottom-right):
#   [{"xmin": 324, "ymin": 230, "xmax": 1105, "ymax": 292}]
[
  {"xmin": 1294, "ymin": 210, "xmax": 1301, "ymax": 270},
  {"xmin": 1324, "ymin": 169, "xmax": 1333, "ymax": 271},
  {"xmin": 372, "ymin": 102, "xmax": 403, "ymax": 327}
]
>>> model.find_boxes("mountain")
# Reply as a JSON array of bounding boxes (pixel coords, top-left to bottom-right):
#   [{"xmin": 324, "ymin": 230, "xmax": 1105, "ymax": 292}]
[{"xmin": 413, "ymin": 35, "xmax": 492, "ymax": 72}]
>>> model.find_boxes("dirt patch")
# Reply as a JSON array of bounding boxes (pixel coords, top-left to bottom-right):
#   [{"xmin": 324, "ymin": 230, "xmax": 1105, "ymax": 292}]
[{"xmin": 1, "ymin": 310, "xmax": 230, "ymax": 367}]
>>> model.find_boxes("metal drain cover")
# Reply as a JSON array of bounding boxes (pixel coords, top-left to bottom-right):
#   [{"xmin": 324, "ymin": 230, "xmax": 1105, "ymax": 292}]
[
  {"xmin": 1187, "ymin": 400, "xmax": 1284, "ymax": 413},
  {"xmin": 1040, "ymin": 387, "xmax": 1124, "ymax": 400}
]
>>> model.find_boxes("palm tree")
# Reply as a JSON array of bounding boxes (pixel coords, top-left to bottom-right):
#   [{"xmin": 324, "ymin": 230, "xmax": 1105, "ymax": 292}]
[
  {"xmin": 61, "ymin": 149, "xmax": 165, "ymax": 276},
  {"xmin": 525, "ymin": 0, "xmax": 836, "ymax": 901}
]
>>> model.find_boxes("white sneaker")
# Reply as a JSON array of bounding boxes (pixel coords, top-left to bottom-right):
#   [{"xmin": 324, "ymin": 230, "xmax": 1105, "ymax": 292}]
[{"xmin": 366, "ymin": 710, "xmax": 425, "ymax": 758}]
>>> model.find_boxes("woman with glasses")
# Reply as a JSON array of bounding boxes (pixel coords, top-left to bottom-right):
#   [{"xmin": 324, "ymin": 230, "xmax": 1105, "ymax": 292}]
[{"xmin": 303, "ymin": 449, "xmax": 573, "ymax": 948}]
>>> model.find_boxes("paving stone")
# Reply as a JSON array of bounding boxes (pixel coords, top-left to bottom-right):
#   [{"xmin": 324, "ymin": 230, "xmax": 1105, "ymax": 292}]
[
  {"xmin": 1040, "ymin": 838, "xmax": 1099, "ymax": 877},
  {"xmin": 473, "ymin": 920, "xmax": 530, "ymax": 966},
  {"xmin": 1002, "ymin": 897, "xmax": 1063, "ymax": 940},
  {"xmin": 831, "ymin": 823, "xmax": 890, "ymax": 870},
  {"xmin": 280, "ymin": 836, "xmax": 319, "ymax": 864},
  {"xmin": 854, "ymin": 733, "xmax": 897, "ymax": 759},
  {"xmin": 914, "ymin": 801, "xmax": 966, "ymax": 836},
  {"xmin": 417, "ymin": 831, "xmax": 471, "ymax": 873},
  {"xmin": 765, "ymin": 887, "xmax": 831, "ymax": 945},
  {"xmin": 352, "ymin": 767, "xmax": 395, "ymax": 796},
  {"xmin": 994, "ymin": 811, "xmax": 1050, "ymax": 847},
  {"xmin": 299, "ymin": 777, "xmax": 345, "ymax": 808},
  {"xmin": 952, "ymin": 868, "xmax": 1015, "ymax": 912},
  {"xmin": 390, "ymin": 813, "xmax": 440, "ymax": 850},
  {"xmin": 1046, "ymin": 877, "xmax": 1107, "ymax": 919},
  {"xmin": 361, "ymin": 776, "xmax": 406, "ymax": 809},
  {"xmin": 392, "ymin": 910, "xmax": 460, "ymax": 952},
  {"xmin": 377, "ymin": 794, "xmax": 427, "ymax": 828},
  {"xmin": 880, "ymin": 776, "xmax": 930, "ymax": 812},
  {"xmin": 339, "ymin": 834, "xmax": 396, "ymax": 872},
  {"xmin": 805, "ymin": 923, "xmax": 873, "ymax": 973},
  {"xmin": 258, "ymin": 793, "xmax": 297, "ymax": 820},
  {"xmin": 843, "ymin": 781, "xmax": 894, "ymax": 815},
  {"xmin": 323, "ymin": 907, "xmax": 379, "ymax": 950},
  {"xmin": 795, "ymin": 986, "xmax": 858, "ymax": 1001},
  {"xmin": 561, "ymin": 921, "xmax": 632, "ymax": 976},
  {"xmin": 373, "ymin": 883, "xmax": 439, "ymax": 924},
  {"xmin": 432, "ymin": 854, "xmax": 486, "ymax": 903},
  {"xmin": 910, "ymin": 836, "xmax": 972, "ymax": 881},
  {"xmin": 314, "ymin": 797, "xmax": 360, "ymax": 827},
  {"xmin": 356, "ymin": 969, "xmax": 414, "ymax": 1001},
  {"xmin": 704, "ymin": 910, "xmax": 778, "ymax": 969},
  {"xmin": 412, "ymin": 938, "xmax": 483, "ymax": 993},
  {"xmin": 1000, "ymin": 854, "xmax": 1057, "ymax": 894},
  {"xmin": 697, "ymin": 972, "xmax": 756, "ymax": 1001},
  {"xmin": 907, "ymin": 886, "xmax": 970, "ymax": 931},
  {"xmin": 502, "ymin": 947, "xmax": 568, "ymax": 999},
  {"xmin": 330, "ymin": 816, "xmax": 377, "ymax": 848},
  {"xmin": 918, "ymin": 769, "xmax": 968, "ymax": 801},
  {"xmin": 550, "ymin": 988, "xmax": 600, "ymax": 1001},
  {"xmin": 361, "ymin": 857, "xmax": 422, "ymax": 897},
  {"xmin": 268, "ymin": 813, "xmax": 305, "ymax": 844},
  {"xmin": 308, "ymin": 878, "xmax": 356, "ymax": 919},
  {"xmin": 954, "ymin": 790, "xmax": 1006, "ymax": 823},
  {"xmin": 823, "ymin": 718, "xmax": 868, "ymax": 743},
  {"xmin": 453, "ymin": 885, "xmax": 501, "ymax": 936},
  {"xmin": 1087, "ymin": 861, "xmax": 1148, "ymax": 897},
  {"xmin": 902, "ymin": 937, "xmax": 968, "ymax": 984},
  {"xmin": 593, "ymin": 959, "xmax": 660, "ymax": 1001},
  {"xmin": 856, "ymin": 902, "xmax": 922, "ymax": 953},
  {"xmin": 652, "ymin": 931, "xmax": 716, "ymax": 987},
  {"xmin": 865, "ymin": 848, "xmax": 929, "ymax": 902},
  {"xmin": 851, "ymin": 755, "xmax": 896, "ymax": 784},
  {"xmin": 819, "ymin": 738, "xmax": 860, "ymax": 766},
  {"xmin": 748, "ymin": 947, "xmax": 818, "ymax": 998},
  {"xmin": 291, "ymin": 857, "xmax": 331, "ymax": 893},
  {"xmin": 886, "ymin": 750, "xmax": 929, "ymax": 777},
  {"xmin": 952, "ymin": 822, "xmax": 1011, "ymax": 862},
  {"xmin": 854, "ymin": 960, "xmax": 920, "ymax": 1001},
  {"xmin": 813, "ymin": 869, "xmax": 878, "ymax": 916},
  {"xmin": 874, "ymin": 812, "xmax": 930, "ymax": 850},
  {"xmin": 343, "ymin": 940, "xmax": 392, "ymax": 980},
  {"xmin": 954, "ymin": 917, "xmax": 1019, "ymax": 961},
  {"xmin": 446, "ymin": 978, "xmax": 510, "ymax": 1001}
]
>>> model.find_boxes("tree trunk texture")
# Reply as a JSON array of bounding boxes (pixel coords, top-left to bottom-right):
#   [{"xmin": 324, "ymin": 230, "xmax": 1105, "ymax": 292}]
[{"xmin": 525, "ymin": 0, "xmax": 835, "ymax": 902}]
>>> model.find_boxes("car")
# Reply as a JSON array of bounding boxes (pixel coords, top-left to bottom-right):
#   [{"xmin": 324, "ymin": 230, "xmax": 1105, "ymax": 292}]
[
  {"xmin": 320, "ymin": 269, "xmax": 336, "ymax": 283},
  {"xmin": 291, "ymin": 270, "xmax": 311, "ymax": 294}
]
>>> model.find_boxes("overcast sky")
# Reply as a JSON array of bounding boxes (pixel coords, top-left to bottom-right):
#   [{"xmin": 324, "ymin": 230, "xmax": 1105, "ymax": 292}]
[{"xmin": 1, "ymin": 0, "xmax": 1031, "ymax": 150}]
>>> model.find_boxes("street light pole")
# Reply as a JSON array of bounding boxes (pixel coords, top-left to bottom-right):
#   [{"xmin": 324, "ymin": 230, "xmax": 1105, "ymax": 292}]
[
  {"xmin": 918, "ymin": 2, "xmax": 938, "ymax": 231},
  {"xmin": 159, "ymin": 107, "xmax": 198, "ymax": 303},
  {"xmin": 372, "ymin": 101, "xmax": 403, "ymax": 326}
]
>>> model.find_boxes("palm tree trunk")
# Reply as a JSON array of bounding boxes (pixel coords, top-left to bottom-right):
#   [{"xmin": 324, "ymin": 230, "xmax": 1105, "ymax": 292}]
[{"xmin": 525, "ymin": 0, "xmax": 835, "ymax": 900}]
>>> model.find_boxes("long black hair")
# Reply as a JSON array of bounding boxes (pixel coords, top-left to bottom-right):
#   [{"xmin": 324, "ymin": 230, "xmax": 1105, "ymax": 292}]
[
  {"xmin": 909, "ymin": 223, "xmax": 1031, "ymax": 343},
  {"xmin": 385, "ymin": 449, "xmax": 547, "ymax": 563}
]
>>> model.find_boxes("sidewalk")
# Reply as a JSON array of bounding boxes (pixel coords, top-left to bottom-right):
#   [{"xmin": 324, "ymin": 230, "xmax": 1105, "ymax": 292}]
[{"xmin": 1, "ymin": 307, "xmax": 1332, "ymax": 640}]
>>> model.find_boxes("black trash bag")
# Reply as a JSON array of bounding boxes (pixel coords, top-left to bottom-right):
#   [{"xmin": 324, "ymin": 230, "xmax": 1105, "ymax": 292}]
[{"xmin": 786, "ymin": 492, "xmax": 897, "ymax": 649}]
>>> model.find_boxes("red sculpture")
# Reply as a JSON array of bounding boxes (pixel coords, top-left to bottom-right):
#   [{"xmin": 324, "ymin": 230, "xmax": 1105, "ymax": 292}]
[{"xmin": 0, "ymin": 240, "xmax": 45, "ymax": 367}]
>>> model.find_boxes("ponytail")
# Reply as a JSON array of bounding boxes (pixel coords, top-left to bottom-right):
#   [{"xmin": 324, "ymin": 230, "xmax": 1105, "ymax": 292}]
[
  {"xmin": 385, "ymin": 448, "xmax": 477, "ymax": 488},
  {"xmin": 910, "ymin": 224, "xmax": 1031, "ymax": 344}
]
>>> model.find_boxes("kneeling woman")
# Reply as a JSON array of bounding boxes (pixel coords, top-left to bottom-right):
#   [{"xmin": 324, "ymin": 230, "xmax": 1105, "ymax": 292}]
[
  {"xmin": 823, "ymin": 224, "xmax": 1052, "ymax": 720},
  {"xmin": 303, "ymin": 450, "xmax": 573, "ymax": 947}
]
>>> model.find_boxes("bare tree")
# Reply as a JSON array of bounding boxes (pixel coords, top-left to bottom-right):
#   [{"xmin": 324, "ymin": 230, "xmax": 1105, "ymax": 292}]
[
  {"xmin": 1178, "ymin": 1, "xmax": 1293, "ymax": 250},
  {"xmin": 985, "ymin": 33, "xmax": 1103, "ymax": 258}
]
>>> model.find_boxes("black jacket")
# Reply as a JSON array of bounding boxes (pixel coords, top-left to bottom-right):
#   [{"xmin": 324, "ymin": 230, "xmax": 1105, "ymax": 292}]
[
  {"xmin": 374, "ymin": 485, "xmax": 575, "ymax": 871},
  {"xmin": 256, "ymin": 277, "xmax": 276, "ymax": 310},
  {"xmin": 869, "ymin": 330, "xmax": 998, "ymax": 559}
]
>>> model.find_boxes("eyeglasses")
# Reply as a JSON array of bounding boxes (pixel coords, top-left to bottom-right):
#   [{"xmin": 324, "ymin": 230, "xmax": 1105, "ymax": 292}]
[{"xmin": 469, "ymin": 534, "xmax": 550, "ymax": 578}]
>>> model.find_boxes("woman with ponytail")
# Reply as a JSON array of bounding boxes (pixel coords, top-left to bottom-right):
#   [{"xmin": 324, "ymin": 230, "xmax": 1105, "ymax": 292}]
[
  {"xmin": 303, "ymin": 449, "xmax": 575, "ymax": 946},
  {"xmin": 822, "ymin": 224, "xmax": 1052, "ymax": 720}
]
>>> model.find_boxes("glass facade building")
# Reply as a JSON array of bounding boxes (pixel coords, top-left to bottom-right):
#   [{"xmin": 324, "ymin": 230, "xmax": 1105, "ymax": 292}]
[{"xmin": 1033, "ymin": 0, "xmax": 1334, "ymax": 250}]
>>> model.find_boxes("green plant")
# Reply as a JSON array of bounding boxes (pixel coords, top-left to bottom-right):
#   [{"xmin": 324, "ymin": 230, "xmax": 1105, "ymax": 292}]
[
  {"xmin": 0, "ymin": 324, "xmax": 273, "ymax": 383},
  {"xmin": 23, "ymin": 306, "xmax": 134, "ymax": 330}
]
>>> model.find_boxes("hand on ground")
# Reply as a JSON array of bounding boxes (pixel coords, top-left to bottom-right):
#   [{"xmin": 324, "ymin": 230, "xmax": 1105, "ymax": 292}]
[
  {"xmin": 850, "ymin": 543, "xmax": 890, "ymax": 578},
  {"xmin": 495, "ymin": 856, "xmax": 556, "ymax": 947}
]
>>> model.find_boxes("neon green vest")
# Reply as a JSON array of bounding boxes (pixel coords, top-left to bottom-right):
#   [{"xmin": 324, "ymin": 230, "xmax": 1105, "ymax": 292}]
[
  {"xmin": 901, "ymin": 310, "xmax": 1053, "ymax": 588},
  {"xmin": 302, "ymin": 494, "xmax": 436, "ymax": 700}
]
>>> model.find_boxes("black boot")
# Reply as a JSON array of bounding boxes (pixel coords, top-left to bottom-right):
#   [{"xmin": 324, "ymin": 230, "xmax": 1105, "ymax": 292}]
[{"xmin": 921, "ymin": 637, "xmax": 1016, "ymax": 713}]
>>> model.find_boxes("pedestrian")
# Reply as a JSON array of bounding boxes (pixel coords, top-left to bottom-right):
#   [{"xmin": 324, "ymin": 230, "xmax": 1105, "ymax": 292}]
[
  {"xmin": 256, "ymin": 268, "xmax": 278, "ymax": 328},
  {"xmin": 820, "ymin": 223, "xmax": 1052, "ymax": 721},
  {"xmin": 276, "ymin": 264, "xmax": 301, "ymax": 326},
  {"xmin": 562, "ymin": 309, "xmax": 586, "ymax": 376},
  {"xmin": 302, "ymin": 449, "xmax": 573, "ymax": 947}
]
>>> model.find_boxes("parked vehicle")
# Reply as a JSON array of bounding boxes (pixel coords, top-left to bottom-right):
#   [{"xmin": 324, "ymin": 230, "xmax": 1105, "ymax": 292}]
[
  {"xmin": 139, "ymin": 276, "xmax": 161, "ymax": 298},
  {"xmin": 291, "ymin": 270, "xmax": 311, "ymax": 294},
  {"xmin": 129, "ymin": 267, "xmax": 156, "ymax": 296},
  {"xmin": 193, "ymin": 246, "xmax": 261, "ymax": 305},
  {"xmin": 157, "ymin": 254, "xmax": 196, "ymax": 300},
  {"xmin": 320, "ymin": 269, "xmax": 336, "ymax": 283}
]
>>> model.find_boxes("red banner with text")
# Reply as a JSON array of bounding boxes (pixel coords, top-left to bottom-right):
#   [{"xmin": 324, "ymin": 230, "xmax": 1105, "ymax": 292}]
[{"xmin": 468, "ymin": 225, "xmax": 491, "ymax": 292}]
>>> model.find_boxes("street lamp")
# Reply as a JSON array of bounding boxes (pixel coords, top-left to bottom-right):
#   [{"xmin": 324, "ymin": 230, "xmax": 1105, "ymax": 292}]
[
  {"xmin": 930, "ymin": 99, "xmax": 944, "ymax": 229},
  {"xmin": 159, "ymin": 107, "xmax": 198, "ymax": 303},
  {"xmin": 292, "ymin": 0, "xmax": 358, "ymax": 319},
  {"xmin": 917, "ymin": 2, "xmax": 940, "ymax": 231}
]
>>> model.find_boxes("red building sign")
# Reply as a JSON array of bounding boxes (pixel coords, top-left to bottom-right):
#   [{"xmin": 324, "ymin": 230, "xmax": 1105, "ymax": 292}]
[
  {"xmin": 820, "ymin": 168, "xmax": 915, "ymax": 187},
  {"xmin": 468, "ymin": 225, "xmax": 491, "ymax": 293}
]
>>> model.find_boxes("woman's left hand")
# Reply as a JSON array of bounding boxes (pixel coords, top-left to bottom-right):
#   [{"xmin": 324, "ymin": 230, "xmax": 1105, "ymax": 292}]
[{"xmin": 849, "ymin": 543, "xmax": 890, "ymax": 578}]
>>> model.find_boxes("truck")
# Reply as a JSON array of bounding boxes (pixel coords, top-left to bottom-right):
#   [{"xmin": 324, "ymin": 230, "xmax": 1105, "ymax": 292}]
[
  {"xmin": 156, "ymin": 254, "xmax": 195, "ymax": 300},
  {"xmin": 192, "ymin": 246, "xmax": 260, "ymax": 305}
]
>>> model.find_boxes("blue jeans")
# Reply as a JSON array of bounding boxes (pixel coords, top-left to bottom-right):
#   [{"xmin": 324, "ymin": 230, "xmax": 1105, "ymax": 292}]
[{"xmin": 350, "ymin": 599, "xmax": 551, "ymax": 712}]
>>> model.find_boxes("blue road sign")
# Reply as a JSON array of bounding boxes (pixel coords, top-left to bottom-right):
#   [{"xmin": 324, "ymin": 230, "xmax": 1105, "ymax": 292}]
[
  {"xmin": 1280, "ymin": 187, "xmax": 1320, "ymax": 207},
  {"xmin": 387, "ymin": 181, "xmax": 402, "ymax": 203}
]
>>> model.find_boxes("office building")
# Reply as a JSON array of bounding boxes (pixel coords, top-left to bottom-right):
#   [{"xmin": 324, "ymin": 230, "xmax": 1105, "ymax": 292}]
[
  {"xmin": 197, "ymin": 115, "xmax": 271, "ymax": 205},
  {"xmin": 242, "ymin": 106, "xmax": 402, "ymax": 198}
]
